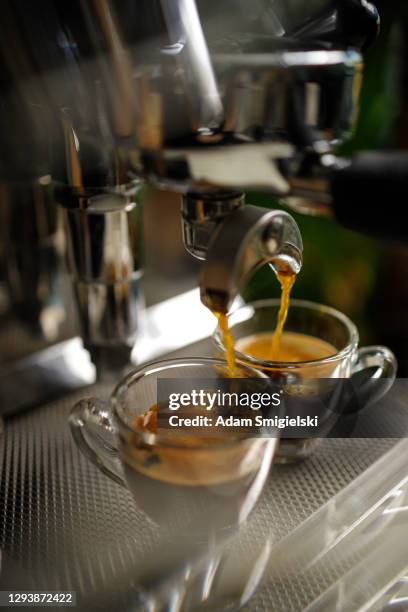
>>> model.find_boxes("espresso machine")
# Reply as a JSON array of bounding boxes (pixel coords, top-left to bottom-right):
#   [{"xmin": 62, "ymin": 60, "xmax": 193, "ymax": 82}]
[
  {"xmin": 3, "ymin": 3, "xmax": 408, "ymax": 609},
  {"xmin": 0, "ymin": 0, "xmax": 403, "ymax": 390}
]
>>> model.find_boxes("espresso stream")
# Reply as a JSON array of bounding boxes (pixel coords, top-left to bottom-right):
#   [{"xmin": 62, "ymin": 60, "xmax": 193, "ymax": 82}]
[
  {"xmin": 270, "ymin": 270, "xmax": 296, "ymax": 359},
  {"xmin": 216, "ymin": 267, "xmax": 299, "ymax": 372},
  {"xmin": 134, "ymin": 268, "xmax": 309, "ymax": 438},
  {"xmin": 215, "ymin": 312, "xmax": 237, "ymax": 375}
]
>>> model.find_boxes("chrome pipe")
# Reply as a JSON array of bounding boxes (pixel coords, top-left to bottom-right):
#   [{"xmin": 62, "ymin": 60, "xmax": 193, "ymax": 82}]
[{"xmin": 59, "ymin": 183, "xmax": 144, "ymax": 375}]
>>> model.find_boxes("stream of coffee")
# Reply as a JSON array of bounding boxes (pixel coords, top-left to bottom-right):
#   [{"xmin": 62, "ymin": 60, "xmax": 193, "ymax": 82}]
[
  {"xmin": 131, "ymin": 268, "xmax": 298, "ymax": 500},
  {"xmin": 215, "ymin": 266, "xmax": 297, "ymax": 374},
  {"xmin": 215, "ymin": 312, "xmax": 237, "ymax": 375},
  {"xmin": 136, "ymin": 267, "xmax": 297, "ymax": 433},
  {"xmin": 270, "ymin": 269, "xmax": 296, "ymax": 360}
]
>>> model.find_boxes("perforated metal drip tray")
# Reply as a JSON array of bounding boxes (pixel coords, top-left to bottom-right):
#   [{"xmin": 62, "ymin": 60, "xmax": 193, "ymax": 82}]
[{"xmin": 0, "ymin": 344, "xmax": 406, "ymax": 610}]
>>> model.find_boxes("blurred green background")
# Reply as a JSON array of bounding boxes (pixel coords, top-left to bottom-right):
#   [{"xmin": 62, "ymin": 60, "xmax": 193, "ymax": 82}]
[{"xmin": 244, "ymin": 1, "xmax": 408, "ymax": 374}]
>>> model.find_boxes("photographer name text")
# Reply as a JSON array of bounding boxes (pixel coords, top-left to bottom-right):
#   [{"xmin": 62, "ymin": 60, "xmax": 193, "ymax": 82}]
[{"xmin": 168, "ymin": 414, "xmax": 319, "ymax": 428}]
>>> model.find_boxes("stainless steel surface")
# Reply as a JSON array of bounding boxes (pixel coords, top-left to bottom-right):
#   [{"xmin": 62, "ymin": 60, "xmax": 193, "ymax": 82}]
[
  {"xmin": 0, "ymin": 0, "xmax": 379, "ymax": 377},
  {"xmin": 200, "ymin": 205, "xmax": 303, "ymax": 313},
  {"xmin": 160, "ymin": 0, "xmax": 224, "ymax": 131},
  {"xmin": 181, "ymin": 190, "xmax": 303, "ymax": 313},
  {"xmin": 245, "ymin": 438, "xmax": 408, "ymax": 612},
  {"xmin": 0, "ymin": 289, "xmax": 217, "ymax": 416},
  {"xmin": 60, "ymin": 184, "xmax": 144, "ymax": 374},
  {"xmin": 0, "ymin": 1, "xmax": 371, "ymax": 194},
  {"xmin": 0, "ymin": 194, "xmax": 198, "ymax": 369},
  {"xmin": 181, "ymin": 190, "xmax": 244, "ymax": 260},
  {"xmin": 0, "ymin": 338, "xmax": 95, "ymax": 417},
  {"xmin": 0, "ymin": 379, "xmax": 398, "ymax": 610},
  {"xmin": 0, "ymin": 178, "xmax": 66, "ymax": 342},
  {"xmin": 129, "ymin": 47, "xmax": 363, "ymax": 197}
]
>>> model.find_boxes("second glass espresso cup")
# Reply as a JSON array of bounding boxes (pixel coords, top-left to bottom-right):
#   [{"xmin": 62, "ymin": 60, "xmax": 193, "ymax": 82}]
[
  {"xmin": 213, "ymin": 299, "xmax": 397, "ymax": 462},
  {"xmin": 70, "ymin": 358, "xmax": 279, "ymax": 534}
]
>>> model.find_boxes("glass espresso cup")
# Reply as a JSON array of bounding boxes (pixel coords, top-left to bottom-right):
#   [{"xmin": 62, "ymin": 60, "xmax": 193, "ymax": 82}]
[
  {"xmin": 70, "ymin": 358, "xmax": 279, "ymax": 534},
  {"xmin": 213, "ymin": 299, "xmax": 397, "ymax": 462}
]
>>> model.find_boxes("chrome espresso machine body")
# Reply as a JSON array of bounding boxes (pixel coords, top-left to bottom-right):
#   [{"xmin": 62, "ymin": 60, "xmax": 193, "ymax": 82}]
[{"xmin": 0, "ymin": 0, "xmax": 394, "ymax": 384}]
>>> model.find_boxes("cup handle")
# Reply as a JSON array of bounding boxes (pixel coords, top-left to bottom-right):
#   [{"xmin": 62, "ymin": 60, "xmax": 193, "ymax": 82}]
[
  {"xmin": 344, "ymin": 346, "xmax": 397, "ymax": 415},
  {"xmin": 69, "ymin": 398, "xmax": 126, "ymax": 486}
]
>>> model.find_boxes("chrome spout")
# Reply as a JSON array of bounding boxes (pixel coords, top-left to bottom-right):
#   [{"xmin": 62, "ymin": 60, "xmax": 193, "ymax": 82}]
[
  {"xmin": 200, "ymin": 204, "xmax": 303, "ymax": 314},
  {"xmin": 58, "ymin": 183, "xmax": 144, "ymax": 376}
]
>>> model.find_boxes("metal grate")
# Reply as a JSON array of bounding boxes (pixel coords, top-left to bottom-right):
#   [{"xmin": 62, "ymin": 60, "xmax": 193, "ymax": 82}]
[{"xmin": 0, "ymin": 381, "xmax": 396, "ymax": 611}]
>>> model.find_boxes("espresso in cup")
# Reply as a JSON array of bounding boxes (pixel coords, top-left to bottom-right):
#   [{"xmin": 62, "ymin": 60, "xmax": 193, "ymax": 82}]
[
  {"xmin": 70, "ymin": 358, "xmax": 278, "ymax": 533},
  {"xmin": 124, "ymin": 413, "xmax": 275, "ymax": 531},
  {"xmin": 236, "ymin": 331, "xmax": 337, "ymax": 364},
  {"xmin": 214, "ymin": 268, "xmax": 297, "ymax": 375},
  {"xmin": 213, "ymin": 300, "xmax": 397, "ymax": 462}
]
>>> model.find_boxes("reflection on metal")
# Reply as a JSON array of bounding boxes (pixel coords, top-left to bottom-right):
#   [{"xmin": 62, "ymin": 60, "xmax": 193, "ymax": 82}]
[
  {"xmin": 0, "ymin": 0, "xmax": 378, "ymax": 375},
  {"xmin": 181, "ymin": 191, "xmax": 245, "ymax": 260},
  {"xmin": 133, "ymin": 288, "xmax": 222, "ymax": 364},
  {"xmin": 0, "ymin": 1, "xmax": 371, "ymax": 194},
  {"xmin": 0, "ymin": 288, "xmax": 219, "ymax": 416},
  {"xmin": 0, "ymin": 338, "xmax": 95, "ymax": 416},
  {"xmin": 58, "ymin": 184, "xmax": 145, "ymax": 375},
  {"xmin": 0, "ymin": 178, "xmax": 66, "ymax": 341},
  {"xmin": 200, "ymin": 206, "xmax": 303, "ymax": 313},
  {"xmin": 0, "ymin": 391, "xmax": 400, "ymax": 609}
]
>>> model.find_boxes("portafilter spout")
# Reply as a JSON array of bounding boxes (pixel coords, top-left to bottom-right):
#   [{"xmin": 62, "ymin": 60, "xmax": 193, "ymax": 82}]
[{"xmin": 200, "ymin": 203, "xmax": 303, "ymax": 314}]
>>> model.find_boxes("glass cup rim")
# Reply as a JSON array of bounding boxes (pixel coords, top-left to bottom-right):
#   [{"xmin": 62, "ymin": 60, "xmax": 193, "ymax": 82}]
[
  {"xmin": 110, "ymin": 357, "xmax": 273, "ymax": 448},
  {"xmin": 213, "ymin": 298, "xmax": 359, "ymax": 369}
]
